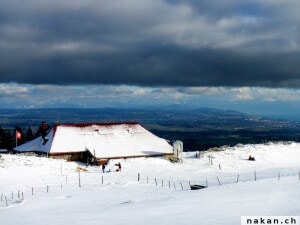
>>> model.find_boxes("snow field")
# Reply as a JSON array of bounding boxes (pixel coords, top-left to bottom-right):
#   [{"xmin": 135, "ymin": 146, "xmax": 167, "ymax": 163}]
[
  {"xmin": 1, "ymin": 176, "xmax": 299, "ymax": 225},
  {"xmin": 1, "ymin": 141, "xmax": 300, "ymax": 225}
]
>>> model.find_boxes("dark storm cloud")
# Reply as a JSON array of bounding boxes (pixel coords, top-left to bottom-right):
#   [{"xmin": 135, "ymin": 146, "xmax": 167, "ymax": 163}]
[{"xmin": 1, "ymin": 0, "xmax": 300, "ymax": 87}]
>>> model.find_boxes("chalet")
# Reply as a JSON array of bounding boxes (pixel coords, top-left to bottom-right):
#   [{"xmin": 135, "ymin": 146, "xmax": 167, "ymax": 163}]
[{"xmin": 14, "ymin": 122, "xmax": 174, "ymax": 163}]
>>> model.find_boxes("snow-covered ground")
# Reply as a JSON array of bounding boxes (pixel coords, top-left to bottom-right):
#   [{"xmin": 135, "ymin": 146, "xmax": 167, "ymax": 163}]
[{"xmin": 1, "ymin": 142, "xmax": 300, "ymax": 225}]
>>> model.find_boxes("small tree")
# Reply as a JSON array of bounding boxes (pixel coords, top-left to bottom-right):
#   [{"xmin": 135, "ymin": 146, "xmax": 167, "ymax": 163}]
[
  {"xmin": 25, "ymin": 126, "xmax": 35, "ymax": 142},
  {"xmin": 0, "ymin": 127, "xmax": 14, "ymax": 150}
]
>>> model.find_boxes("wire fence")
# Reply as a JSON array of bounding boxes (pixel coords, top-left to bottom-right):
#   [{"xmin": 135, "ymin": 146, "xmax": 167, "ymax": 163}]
[
  {"xmin": 1, "ymin": 168, "xmax": 300, "ymax": 208},
  {"xmin": 137, "ymin": 169, "xmax": 300, "ymax": 191}
]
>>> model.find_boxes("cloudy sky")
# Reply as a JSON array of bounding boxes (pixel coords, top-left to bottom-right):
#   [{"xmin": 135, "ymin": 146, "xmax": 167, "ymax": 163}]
[{"xmin": 1, "ymin": 0, "xmax": 300, "ymax": 118}]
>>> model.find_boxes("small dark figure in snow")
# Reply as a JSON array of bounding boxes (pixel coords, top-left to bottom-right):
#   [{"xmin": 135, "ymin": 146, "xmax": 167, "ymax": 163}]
[
  {"xmin": 102, "ymin": 164, "xmax": 106, "ymax": 173},
  {"xmin": 248, "ymin": 155, "xmax": 255, "ymax": 161},
  {"xmin": 115, "ymin": 162, "xmax": 121, "ymax": 172}
]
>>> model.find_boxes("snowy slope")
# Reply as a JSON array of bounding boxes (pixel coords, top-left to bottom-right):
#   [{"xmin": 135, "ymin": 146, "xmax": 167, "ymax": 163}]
[{"xmin": 1, "ymin": 142, "xmax": 300, "ymax": 225}]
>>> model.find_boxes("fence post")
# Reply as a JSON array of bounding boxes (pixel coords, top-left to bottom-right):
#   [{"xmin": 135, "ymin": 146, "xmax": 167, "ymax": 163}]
[
  {"xmin": 78, "ymin": 170, "xmax": 81, "ymax": 188},
  {"xmin": 147, "ymin": 176, "xmax": 149, "ymax": 184},
  {"xmin": 219, "ymin": 163, "xmax": 221, "ymax": 170},
  {"xmin": 162, "ymin": 180, "xmax": 164, "ymax": 187},
  {"xmin": 278, "ymin": 172, "xmax": 281, "ymax": 181},
  {"xmin": 11, "ymin": 191, "xmax": 13, "ymax": 200},
  {"xmin": 217, "ymin": 177, "xmax": 221, "ymax": 185},
  {"xmin": 5, "ymin": 196, "xmax": 8, "ymax": 207},
  {"xmin": 101, "ymin": 175, "xmax": 104, "ymax": 185},
  {"xmin": 180, "ymin": 182, "xmax": 183, "ymax": 190},
  {"xmin": 22, "ymin": 192, "xmax": 24, "ymax": 201},
  {"xmin": 169, "ymin": 181, "xmax": 171, "ymax": 188},
  {"xmin": 254, "ymin": 171, "xmax": 257, "ymax": 181},
  {"xmin": 138, "ymin": 173, "xmax": 140, "ymax": 182},
  {"xmin": 155, "ymin": 178, "xmax": 157, "ymax": 186},
  {"xmin": 47, "ymin": 185, "xmax": 49, "ymax": 193},
  {"xmin": 236, "ymin": 174, "xmax": 240, "ymax": 183},
  {"xmin": 206, "ymin": 179, "xmax": 208, "ymax": 188}
]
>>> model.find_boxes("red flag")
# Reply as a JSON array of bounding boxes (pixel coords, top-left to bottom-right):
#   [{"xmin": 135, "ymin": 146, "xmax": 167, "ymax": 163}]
[{"xmin": 16, "ymin": 130, "xmax": 22, "ymax": 139}]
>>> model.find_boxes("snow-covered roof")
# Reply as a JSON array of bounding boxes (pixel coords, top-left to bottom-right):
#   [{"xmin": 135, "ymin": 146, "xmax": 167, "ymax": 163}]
[{"xmin": 14, "ymin": 122, "xmax": 173, "ymax": 158}]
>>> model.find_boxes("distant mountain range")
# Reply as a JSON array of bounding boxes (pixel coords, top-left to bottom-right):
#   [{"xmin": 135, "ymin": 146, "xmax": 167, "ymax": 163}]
[{"xmin": 1, "ymin": 107, "xmax": 300, "ymax": 151}]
